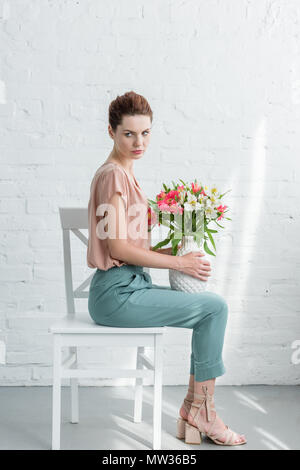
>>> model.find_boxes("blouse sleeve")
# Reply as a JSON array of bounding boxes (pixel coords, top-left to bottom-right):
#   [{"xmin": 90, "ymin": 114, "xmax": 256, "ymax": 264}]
[{"xmin": 97, "ymin": 167, "xmax": 128, "ymax": 211}]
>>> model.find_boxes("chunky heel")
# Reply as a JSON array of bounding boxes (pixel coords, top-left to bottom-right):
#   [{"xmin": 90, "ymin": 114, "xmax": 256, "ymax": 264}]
[
  {"xmin": 187, "ymin": 386, "xmax": 247, "ymax": 446},
  {"xmin": 176, "ymin": 417, "xmax": 186, "ymax": 439},
  {"xmin": 185, "ymin": 422, "xmax": 202, "ymax": 445}
]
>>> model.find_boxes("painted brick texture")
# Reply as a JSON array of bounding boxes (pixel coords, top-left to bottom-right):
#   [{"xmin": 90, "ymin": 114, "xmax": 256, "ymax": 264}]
[{"xmin": 0, "ymin": 0, "xmax": 299, "ymax": 386}]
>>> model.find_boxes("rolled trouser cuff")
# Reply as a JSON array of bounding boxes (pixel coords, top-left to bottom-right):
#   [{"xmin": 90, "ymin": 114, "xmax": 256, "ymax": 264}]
[
  {"xmin": 193, "ymin": 358, "xmax": 226, "ymax": 382},
  {"xmin": 190, "ymin": 353, "xmax": 226, "ymax": 382}
]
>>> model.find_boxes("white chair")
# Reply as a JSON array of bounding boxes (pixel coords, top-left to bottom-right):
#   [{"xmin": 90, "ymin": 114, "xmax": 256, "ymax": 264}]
[{"xmin": 49, "ymin": 207, "xmax": 166, "ymax": 450}]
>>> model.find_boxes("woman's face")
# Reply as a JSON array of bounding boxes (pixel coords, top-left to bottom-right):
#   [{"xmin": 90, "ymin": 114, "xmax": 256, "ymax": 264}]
[{"xmin": 109, "ymin": 114, "xmax": 152, "ymax": 160}]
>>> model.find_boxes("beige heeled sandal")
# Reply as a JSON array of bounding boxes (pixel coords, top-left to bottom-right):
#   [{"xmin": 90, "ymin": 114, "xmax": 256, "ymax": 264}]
[
  {"xmin": 176, "ymin": 386, "xmax": 194, "ymax": 440},
  {"xmin": 185, "ymin": 385, "xmax": 247, "ymax": 446}
]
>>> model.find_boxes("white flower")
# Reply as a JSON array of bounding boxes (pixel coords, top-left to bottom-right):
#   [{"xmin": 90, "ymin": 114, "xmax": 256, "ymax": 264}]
[
  {"xmin": 184, "ymin": 202, "xmax": 195, "ymax": 212},
  {"xmin": 186, "ymin": 194, "xmax": 198, "ymax": 205},
  {"xmin": 211, "ymin": 186, "xmax": 218, "ymax": 196},
  {"xmin": 199, "ymin": 195, "xmax": 208, "ymax": 205},
  {"xmin": 205, "ymin": 205, "xmax": 217, "ymax": 219},
  {"xmin": 184, "ymin": 201, "xmax": 203, "ymax": 212}
]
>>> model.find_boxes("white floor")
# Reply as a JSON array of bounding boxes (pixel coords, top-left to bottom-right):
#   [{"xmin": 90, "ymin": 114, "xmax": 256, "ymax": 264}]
[{"xmin": 0, "ymin": 385, "xmax": 299, "ymax": 450}]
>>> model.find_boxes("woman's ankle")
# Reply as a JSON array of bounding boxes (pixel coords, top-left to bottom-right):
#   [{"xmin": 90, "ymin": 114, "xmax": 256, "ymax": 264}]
[
  {"xmin": 183, "ymin": 384, "xmax": 194, "ymax": 403},
  {"xmin": 194, "ymin": 380, "xmax": 215, "ymax": 397}
]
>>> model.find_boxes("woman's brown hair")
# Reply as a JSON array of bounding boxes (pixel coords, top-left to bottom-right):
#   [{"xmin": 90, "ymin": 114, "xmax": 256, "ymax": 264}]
[{"xmin": 108, "ymin": 91, "xmax": 153, "ymax": 132}]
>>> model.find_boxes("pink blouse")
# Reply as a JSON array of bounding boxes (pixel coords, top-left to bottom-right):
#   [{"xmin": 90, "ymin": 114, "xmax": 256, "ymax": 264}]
[{"xmin": 87, "ymin": 162, "xmax": 151, "ymax": 271}]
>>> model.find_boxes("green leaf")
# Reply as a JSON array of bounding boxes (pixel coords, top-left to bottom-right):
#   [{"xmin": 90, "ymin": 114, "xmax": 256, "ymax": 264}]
[
  {"xmin": 214, "ymin": 220, "xmax": 225, "ymax": 229},
  {"xmin": 171, "ymin": 237, "xmax": 181, "ymax": 255},
  {"xmin": 194, "ymin": 233, "xmax": 204, "ymax": 249},
  {"xmin": 204, "ymin": 240, "xmax": 216, "ymax": 256},
  {"xmin": 206, "ymin": 230, "xmax": 216, "ymax": 251},
  {"xmin": 151, "ymin": 238, "xmax": 171, "ymax": 251},
  {"xmin": 159, "ymin": 219, "xmax": 175, "ymax": 230},
  {"xmin": 219, "ymin": 189, "xmax": 232, "ymax": 199}
]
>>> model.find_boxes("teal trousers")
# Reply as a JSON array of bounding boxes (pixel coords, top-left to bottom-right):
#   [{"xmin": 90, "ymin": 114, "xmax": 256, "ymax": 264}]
[{"xmin": 88, "ymin": 264, "xmax": 228, "ymax": 382}]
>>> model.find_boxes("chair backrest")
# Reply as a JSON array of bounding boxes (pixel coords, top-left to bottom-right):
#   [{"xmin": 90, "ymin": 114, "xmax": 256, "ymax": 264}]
[
  {"xmin": 59, "ymin": 207, "xmax": 90, "ymax": 315},
  {"xmin": 59, "ymin": 207, "xmax": 151, "ymax": 316}
]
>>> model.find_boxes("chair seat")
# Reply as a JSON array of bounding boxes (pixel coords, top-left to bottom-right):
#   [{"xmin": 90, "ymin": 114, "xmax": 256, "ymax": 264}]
[{"xmin": 49, "ymin": 313, "xmax": 166, "ymax": 334}]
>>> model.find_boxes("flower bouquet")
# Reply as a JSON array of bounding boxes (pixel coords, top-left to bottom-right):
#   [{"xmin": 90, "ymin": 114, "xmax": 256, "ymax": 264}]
[{"xmin": 147, "ymin": 179, "xmax": 231, "ymax": 292}]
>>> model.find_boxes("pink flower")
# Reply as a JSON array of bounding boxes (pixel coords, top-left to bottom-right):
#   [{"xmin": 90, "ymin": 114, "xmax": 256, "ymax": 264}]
[
  {"xmin": 167, "ymin": 190, "xmax": 179, "ymax": 199},
  {"xmin": 160, "ymin": 190, "xmax": 179, "ymax": 205},
  {"xmin": 191, "ymin": 182, "xmax": 202, "ymax": 194},
  {"xmin": 158, "ymin": 201, "xmax": 171, "ymax": 212},
  {"xmin": 169, "ymin": 203, "xmax": 182, "ymax": 214},
  {"xmin": 216, "ymin": 204, "xmax": 228, "ymax": 220},
  {"xmin": 156, "ymin": 190, "xmax": 166, "ymax": 201}
]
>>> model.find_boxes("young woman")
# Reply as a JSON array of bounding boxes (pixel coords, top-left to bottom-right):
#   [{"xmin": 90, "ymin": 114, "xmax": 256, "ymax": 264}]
[{"xmin": 87, "ymin": 91, "xmax": 247, "ymax": 446}]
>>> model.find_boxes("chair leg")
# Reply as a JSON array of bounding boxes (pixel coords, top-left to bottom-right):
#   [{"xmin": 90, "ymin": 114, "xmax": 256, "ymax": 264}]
[
  {"xmin": 153, "ymin": 335, "xmax": 163, "ymax": 450},
  {"xmin": 134, "ymin": 346, "xmax": 144, "ymax": 423},
  {"xmin": 52, "ymin": 334, "xmax": 62, "ymax": 450},
  {"xmin": 70, "ymin": 347, "xmax": 79, "ymax": 423}
]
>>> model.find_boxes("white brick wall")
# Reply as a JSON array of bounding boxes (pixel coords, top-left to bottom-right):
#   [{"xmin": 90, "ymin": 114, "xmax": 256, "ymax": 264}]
[{"xmin": 0, "ymin": 0, "xmax": 299, "ymax": 386}]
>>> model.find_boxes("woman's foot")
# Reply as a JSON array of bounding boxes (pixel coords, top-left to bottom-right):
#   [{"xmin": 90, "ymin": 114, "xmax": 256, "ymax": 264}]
[
  {"xmin": 179, "ymin": 399, "xmax": 191, "ymax": 420},
  {"xmin": 187, "ymin": 386, "xmax": 246, "ymax": 445}
]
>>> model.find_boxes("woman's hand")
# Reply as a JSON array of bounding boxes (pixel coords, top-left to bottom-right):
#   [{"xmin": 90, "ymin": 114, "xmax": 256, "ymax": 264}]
[
  {"xmin": 178, "ymin": 251, "xmax": 211, "ymax": 281},
  {"xmin": 149, "ymin": 244, "xmax": 212, "ymax": 279}
]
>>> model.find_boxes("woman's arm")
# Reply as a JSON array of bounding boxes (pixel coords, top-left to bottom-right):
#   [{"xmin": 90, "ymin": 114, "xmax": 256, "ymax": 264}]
[
  {"xmin": 112, "ymin": 240, "xmax": 182, "ymax": 270},
  {"xmin": 106, "ymin": 193, "xmax": 183, "ymax": 271},
  {"xmin": 150, "ymin": 246, "xmax": 181, "ymax": 255}
]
